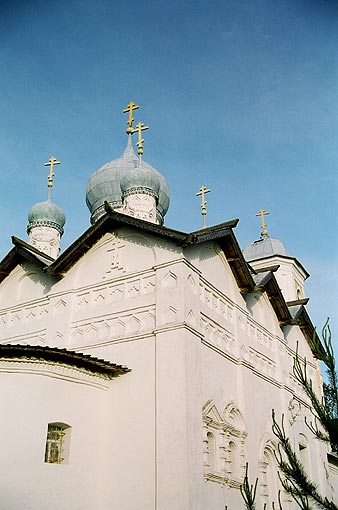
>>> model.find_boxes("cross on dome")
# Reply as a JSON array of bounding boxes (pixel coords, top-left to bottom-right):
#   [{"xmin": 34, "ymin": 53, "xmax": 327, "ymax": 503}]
[
  {"xmin": 131, "ymin": 121, "xmax": 149, "ymax": 158},
  {"xmin": 44, "ymin": 156, "xmax": 61, "ymax": 200},
  {"xmin": 86, "ymin": 103, "xmax": 169, "ymax": 226},
  {"xmin": 123, "ymin": 101, "xmax": 140, "ymax": 133},
  {"xmin": 256, "ymin": 208, "xmax": 269, "ymax": 238},
  {"xmin": 196, "ymin": 185, "xmax": 211, "ymax": 229}
]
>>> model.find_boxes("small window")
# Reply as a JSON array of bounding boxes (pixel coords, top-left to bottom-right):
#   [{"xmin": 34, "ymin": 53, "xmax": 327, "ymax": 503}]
[
  {"xmin": 298, "ymin": 434, "xmax": 309, "ymax": 472},
  {"xmin": 44, "ymin": 422, "xmax": 71, "ymax": 464},
  {"xmin": 207, "ymin": 432, "xmax": 216, "ymax": 471},
  {"xmin": 229, "ymin": 441, "xmax": 237, "ymax": 477}
]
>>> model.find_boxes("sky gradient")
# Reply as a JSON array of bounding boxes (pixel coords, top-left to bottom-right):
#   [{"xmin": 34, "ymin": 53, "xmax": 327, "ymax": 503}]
[{"xmin": 0, "ymin": 0, "xmax": 337, "ymax": 341}]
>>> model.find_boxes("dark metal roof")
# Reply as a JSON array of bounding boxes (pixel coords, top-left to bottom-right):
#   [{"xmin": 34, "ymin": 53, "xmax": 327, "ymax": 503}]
[
  {"xmin": 0, "ymin": 344, "xmax": 130, "ymax": 379},
  {"xmin": 245, "ymin": 252, "xmax": 310, "ymax": 280},
  {"xmin": 0, "ymin": 210, "xmax": 322, "ymax": 359},
  {"xmin": 45, "ymin": 207, "xmax": 254, "ymax": 292},
  {"xmin": 0, "ymin": 237, "xmax": 54, "ymax": 284},
  {"xmin": 12, "ymin": 236, "xmax": 55, "ymax": 263},
  {"xmin": 288, "ymin": 305, "xmax": 323, "ymax": 357},
  {"xmin": 252, "ymin": 271, "xmax": 321, "ymax": 355},
  {"xmin": 252, "ymin": 271, "xmax": 292, "ymax": 324},
  {"xmin": 286, "ymin": 298, "xmax": 309, "ymax": 307},
  {"xmin": 47, "ymin": 207, "xmax": 189, "ymax": 276}
]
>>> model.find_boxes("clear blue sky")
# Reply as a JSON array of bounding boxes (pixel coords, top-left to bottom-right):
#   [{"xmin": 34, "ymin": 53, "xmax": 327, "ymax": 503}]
[{"xmin": 0, "ymin": 0, "xmax": 337, "ymax": 341}]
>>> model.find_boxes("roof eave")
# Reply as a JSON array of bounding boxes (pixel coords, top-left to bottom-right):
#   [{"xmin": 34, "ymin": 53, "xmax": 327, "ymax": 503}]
[
  {"xmin": 287, "ymin": 305, "xmax": 324, "ymax": 357},
  {"xmin": 0, "ymin": 344, "xmax": 131, "ymax": 379},
  {"xmin": 252, "ymin": 271, "xmax": 292, "ymax": 324},
  {"xmin": 246, "ymin": 254, "xmax": 310, "ymax": 280},
  {"xmin": 0, "ymin": 238, "xmax": 52, "ymax": 284}
]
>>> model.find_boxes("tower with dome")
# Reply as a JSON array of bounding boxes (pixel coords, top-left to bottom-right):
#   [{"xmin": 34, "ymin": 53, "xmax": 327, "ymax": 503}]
[{"xmin": 0, "ymin": 104, "xmax": 336, "ymax": 510}]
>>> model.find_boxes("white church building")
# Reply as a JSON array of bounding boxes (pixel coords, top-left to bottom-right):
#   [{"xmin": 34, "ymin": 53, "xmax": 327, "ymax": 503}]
[{"xmin": 0, "ymin": 104, "xmax": 336, "ymax": 509}]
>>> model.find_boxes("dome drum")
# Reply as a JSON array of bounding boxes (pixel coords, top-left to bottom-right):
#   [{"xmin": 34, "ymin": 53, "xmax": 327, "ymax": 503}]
[
  {"xmin": 122, "ymin": 186, "xmax": 159, "ymax": 200},
  {"xmin": 27, "ymin": 219, "xmax": 65, "ymax": 236}
]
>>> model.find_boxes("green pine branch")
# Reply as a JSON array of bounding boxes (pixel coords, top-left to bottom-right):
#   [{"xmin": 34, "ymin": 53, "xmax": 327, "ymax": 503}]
[
  {"xmin": 240, "ymin": 463, "xmax": 257, "ymax": 510},
  {"xmin": 293, "ymin": 319, "xmax": 338, "ymax": 452},
  {"xmin": 272, "ymin": 410, "xmax": 338, "ymax": 510},
  {"xmin": 239, "ymin": 321, "xmax": 338, "ymax": 510}
]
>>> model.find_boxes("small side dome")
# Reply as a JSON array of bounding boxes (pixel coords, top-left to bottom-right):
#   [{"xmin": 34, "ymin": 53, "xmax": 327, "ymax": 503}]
[
  {"xmin": 243, "ymin": 237, "xmax": 290, "ymax": 262},
  {"xmin": 27, "ymin": 200, "xmax": 66, "ymax": 236},
  {"xmin": 120, "ymin": 165, "xmax": 161, "ymax": 197}
]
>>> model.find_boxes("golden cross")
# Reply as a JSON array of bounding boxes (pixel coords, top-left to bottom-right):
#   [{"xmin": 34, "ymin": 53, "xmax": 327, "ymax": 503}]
[
  {"xmin": 123, "ymin": 101, "xmax": 140, "ymax": 133},
  {"xmin": 44, "ymin": 156, "xmax": 61, "ymax": 193},
  {"xmin": 256, "ymin": 208, "xmax": 270, "ymax": 237},
  {"xmin": 132, "ymin": 121, "xmax": 149, "ymax": 155},
  {"xmin": 196, "ymin": 185, "xmax": 211, "ymax": 228}
]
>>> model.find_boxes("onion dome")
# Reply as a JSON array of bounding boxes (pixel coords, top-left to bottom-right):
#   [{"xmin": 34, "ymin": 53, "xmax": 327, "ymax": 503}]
[
  {"xmin": 86, "ymin": 136, "xmax": 170, "ymax": 224},
  {"xmin": 243, "ymin": 236, "xmax": 290, "ymax": 262},
  {"xmin": 27, "ymin": 199, "xmax": 66, "ymax": 236},
  {"xmin": 120, "ymin": 164, "xmax": 161, "ymax": 198}
]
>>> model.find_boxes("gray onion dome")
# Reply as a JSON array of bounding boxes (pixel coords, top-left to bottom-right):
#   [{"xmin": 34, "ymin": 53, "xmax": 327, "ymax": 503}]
[
  {"xmin": 27, "ymin": 200, "xmax": 66, "ymax": 236},
  {"xmin": 86, "ymin": 135, "xmax": 170, "ymax": 224},
  {"xmin": 120, "ymin": 164, "xmax": 161, "ymax": 197}
]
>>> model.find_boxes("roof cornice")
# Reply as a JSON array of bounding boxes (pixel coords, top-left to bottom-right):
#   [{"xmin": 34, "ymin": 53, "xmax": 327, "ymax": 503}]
[
  {"xmin": 0, "ymin": 237, "xmax": 53, "ymax": 284},
  {"xmin": 251, "ymin": 270, "xmax": 292, "ymax": 324},
  {"xmin": 247, "ymin": 253, "xmax": 310, "ymax": 280},
  {"xmin": 0, "ymin": 344, "xmax": 130, "ymax": 378},
  {"xmin": 288, "ymin": 304, "xmax": 323, "ymax": 357},
  {"xmin": 46, "ymin": 208, "xmax": 253, "ymax": 293}
]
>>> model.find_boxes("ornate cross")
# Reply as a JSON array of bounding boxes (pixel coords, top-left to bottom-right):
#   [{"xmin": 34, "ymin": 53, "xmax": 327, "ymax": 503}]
[
  {"xmin": 44, "ymin": 156, "xmax": 61, "ymax": 199},
  {"xmin": 256, "ymin": 208, "xmax": 269, "ymax": 237},
  {"xmin": 132, "ymin": 121, "xmax": 149, "ymax": 156},
  {"xmin": 123, "ymin": 101, "xmax": 140, "ymax": 133},
  {"xmin": 196, "ymin": 185, "xmax": 211, "ymax": 228}
]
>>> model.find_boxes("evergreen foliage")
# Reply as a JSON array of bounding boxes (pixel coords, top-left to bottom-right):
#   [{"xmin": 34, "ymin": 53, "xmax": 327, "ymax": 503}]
[
  {"xmin": 240, "ymin": 320, "xmax": 338, "ymax": 510},
  {"xmin": 240, "ymin": 463, "xmax": 257, "ymax": 510}
]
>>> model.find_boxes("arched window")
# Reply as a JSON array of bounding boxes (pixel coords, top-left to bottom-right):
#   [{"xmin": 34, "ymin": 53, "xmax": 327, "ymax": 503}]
[
  {"xmin": 202, "ymin": 401, "xmax": 223, "ymax": 481},
  {"xmin": 44, "ymin": 422, "xmax": 71, "ymax": 464},
  {"xmin": 207, "ymin": 432, "xmax": 216, "ymax": 471},
  {"xmin": 203, "ymin": 400, "xmax": 246, "ymax": 487},
  {"xmin": 223, "ymin": 402, "xmax": 247, "ymax": 483},
  {"xmin": 298, "ymin": 433, "xmax": 309, "ymax": 473},
  {"xmin": 259, "ymin": 442, "xmax": 280, "ymax": 508},
  {"xmin": 228, "ymin": 441, "xmax": 237, "ymax": 477}
]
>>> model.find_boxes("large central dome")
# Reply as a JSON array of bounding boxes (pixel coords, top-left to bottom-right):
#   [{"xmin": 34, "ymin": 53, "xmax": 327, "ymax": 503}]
[{"xmin": 86, "ymin": 136, "xmax": 170, "ymax": 225}]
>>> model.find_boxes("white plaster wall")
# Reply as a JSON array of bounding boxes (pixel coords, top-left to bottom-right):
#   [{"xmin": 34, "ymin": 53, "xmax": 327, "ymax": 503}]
[
  {"xmin": 248, "ymin": 256, "xmax": 307, "ymax": 303},
  {"xmin": 0, "ymin": 368, "xmax": 114, "ymax": 510},
  {"xmin": 0, "ymin": 225, "xmax": 335, "ymax": 509}
]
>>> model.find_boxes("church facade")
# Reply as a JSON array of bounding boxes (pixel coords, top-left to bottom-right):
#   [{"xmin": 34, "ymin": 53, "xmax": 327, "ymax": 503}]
[{"xmin": 0, "ymin": 105, "xmax": 336, "ymax": 509}]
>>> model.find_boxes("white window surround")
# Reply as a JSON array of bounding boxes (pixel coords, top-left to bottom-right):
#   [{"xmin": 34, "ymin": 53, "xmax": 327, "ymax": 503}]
[
  {"xmin": 44, "ymin": 422, "xmax": 71, "ymax": 465},
  {"xmin": 202, "ymin": 400, "xmax": 247, "ymax": 487}
]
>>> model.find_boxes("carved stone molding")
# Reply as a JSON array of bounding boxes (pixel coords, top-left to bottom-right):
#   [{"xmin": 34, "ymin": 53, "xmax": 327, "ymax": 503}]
[
  {"xmin": 200, "ymin": 282, "xmax": 234, "ymax": 324},
  {"xmin": 201, "ymin": 315, "xmax": 235, "ymax": 355},
  {"xmin": 71, "ymin": 306, "xmax": 156, "ymax": 346}
]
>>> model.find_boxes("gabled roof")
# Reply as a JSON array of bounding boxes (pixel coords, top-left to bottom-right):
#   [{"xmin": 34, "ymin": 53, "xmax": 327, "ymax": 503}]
[
  {"xmin": 46, "ymin": 205, "xmax": 255, "ymax": 292},
  {"xmin": 0, "ymin": 237, "xmax": 54, "ymax": 285},
  {"xmin": 0, "ymin": 344, "xmax": 130, "ymax": 378},
  {"xmin": 247, "ymin": 264, "xmax": 321, "ymax": 356},
  {"xmin": 0, "ymin": 208, "xmax": 254, "ymax": 292},
  {"xmin": 288, "ymin": 304, "xmax": 322, "ymax": 357},
  {"xmin": 0, "ymin": 209, "xmax": 321, "ymax": 357},
  {"xmin": 188, "ymin": 224, "xmax": 254, "ymax": 293},
  {"xmin": 252, "ymin": 269, "xmax": 292, "ymax": 325}
]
